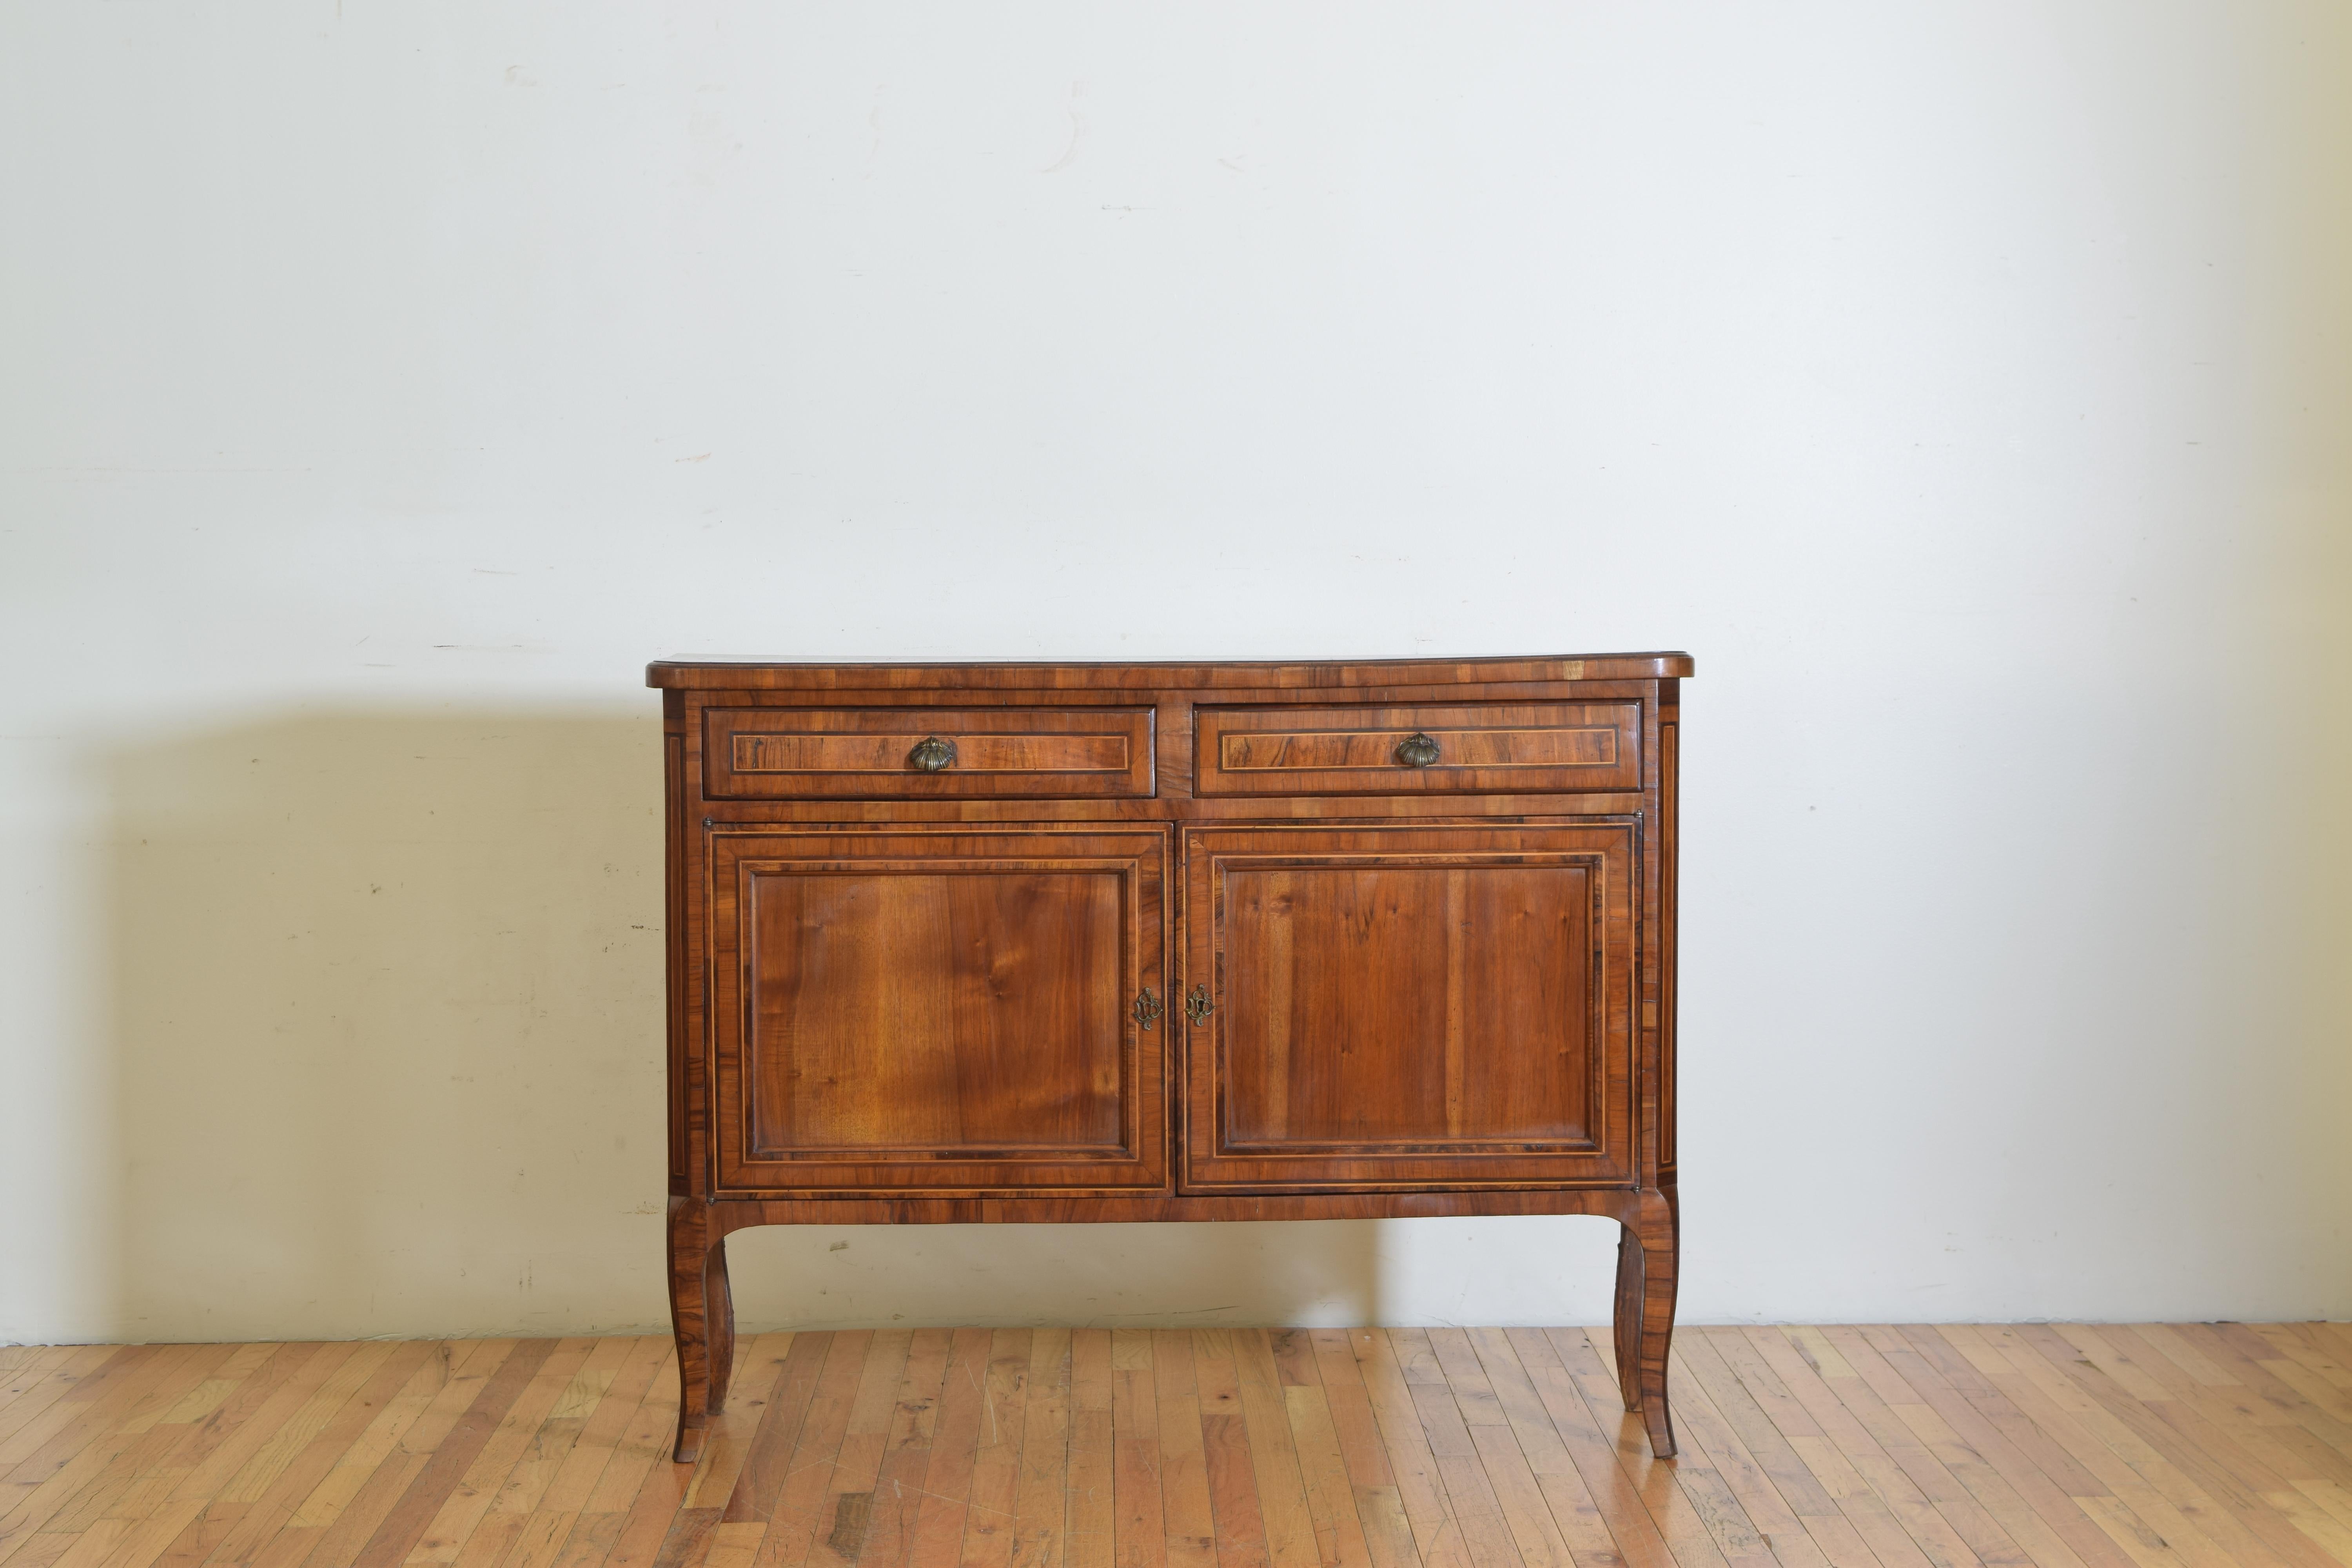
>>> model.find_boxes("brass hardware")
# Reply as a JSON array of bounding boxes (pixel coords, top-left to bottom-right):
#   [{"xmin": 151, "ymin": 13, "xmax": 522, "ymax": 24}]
[
  {"xmin": 1133, "ymin": 987, "xmax": 1163, "ymax": 1031},
  {"xmin": 908, "ymin": 735, "xmax": 958, "ymax": 772},
  {"xmin": 1185, "ymin": 985, "xmax": 1214, "ymax": 1026},
  {"xmin": 1396, "ymin": 731, "xmax": 1442, "ymax": 768}
]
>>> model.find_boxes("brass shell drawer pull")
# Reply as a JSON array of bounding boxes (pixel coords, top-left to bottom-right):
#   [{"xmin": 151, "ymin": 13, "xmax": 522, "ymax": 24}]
[
  {"xmin": 1395, "ymin": 732, "xmax": 1442, "ymax": 768},
  {"xmin": 907, "ymin": 736, "xmax": 958, "ymax": 772},
  {"xmin": 1133, "ymin": 987, "xmax": 1163, "ymax": 1030}
]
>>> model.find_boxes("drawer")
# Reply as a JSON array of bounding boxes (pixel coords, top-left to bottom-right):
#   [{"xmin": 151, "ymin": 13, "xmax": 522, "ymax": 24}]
[
  {"xmin": 1194, "ymin": 702, "xmax": 1639, "ymax": 796},
  {"xmin": 703, "ymin": 707, "xmax": 1156, "ymax": 799}
]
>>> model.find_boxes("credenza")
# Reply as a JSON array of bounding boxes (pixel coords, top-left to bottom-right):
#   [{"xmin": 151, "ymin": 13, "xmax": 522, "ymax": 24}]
[{"xmin": 649, "ymin": 653, "xmax": 1690, "ymax": 1462}]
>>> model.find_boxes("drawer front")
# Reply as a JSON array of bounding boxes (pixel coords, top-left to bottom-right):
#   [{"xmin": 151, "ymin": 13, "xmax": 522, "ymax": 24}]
[
  {"xmin": 1194, "ymin": 702, "xmax": 1639, "ymax": 796},
  {"xmin": 704, "ymin": 707, "xmax": 1155, "ymax": 799}
]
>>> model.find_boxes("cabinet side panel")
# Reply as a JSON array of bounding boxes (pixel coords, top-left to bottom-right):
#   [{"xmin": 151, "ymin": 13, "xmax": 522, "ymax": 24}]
[
  {"xmin": 665, "ymin": 696, "xmax": 691, "ymax": 1194},
  {"xmin": 1658, "ymin": 683, "xmax": 1679, "ymax": 1180}
]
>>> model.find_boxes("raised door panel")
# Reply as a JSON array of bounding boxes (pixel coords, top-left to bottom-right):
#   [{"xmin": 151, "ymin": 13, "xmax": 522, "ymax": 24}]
[
  {"xmin": 1181, "ymin": 823, "xmax": 1636, "ymax": 1191},
  {"xmin": 710, "ymin": 827, "xmax": 1169, "ymax": 1194}
]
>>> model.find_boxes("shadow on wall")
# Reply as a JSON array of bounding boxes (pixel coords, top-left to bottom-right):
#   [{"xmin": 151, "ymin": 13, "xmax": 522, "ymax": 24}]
[{"xmin": 103, "ymin": 709, "xmax": 1379, "ymax": 1340}]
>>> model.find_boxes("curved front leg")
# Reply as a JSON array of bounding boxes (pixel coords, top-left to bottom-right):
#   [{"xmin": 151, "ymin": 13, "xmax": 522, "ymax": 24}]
[
  {"xmin": 668, "ymin": 1197, "xmax": 735, "ymax": 1463},
  {"xmin": 1611, "ymin": 1188, "xmax": 1680, "ymax": 1458}
]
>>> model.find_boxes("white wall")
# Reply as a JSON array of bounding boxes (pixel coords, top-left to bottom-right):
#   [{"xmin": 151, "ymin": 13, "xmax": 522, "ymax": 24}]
[{"xmin": 3, "ymin": 1, "xmax": 2347, "ymax": 1345}]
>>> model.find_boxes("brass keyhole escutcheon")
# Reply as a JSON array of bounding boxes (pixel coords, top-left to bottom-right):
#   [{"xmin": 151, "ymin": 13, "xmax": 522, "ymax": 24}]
[
  {"xmin": 1185, "ymin": 985, "xmax": 1214, "ymax": 1027},
  {"xmin": 908, "ymin": 735, "xmax": 957, "ymax": 772},
  {"xmin": 1396, "ymin": 731, "xmax": 1442, "ymax": 768},
  {"xmin": 1133, "ymin": 987, "xmax": 1163, "ymax": 1031}
]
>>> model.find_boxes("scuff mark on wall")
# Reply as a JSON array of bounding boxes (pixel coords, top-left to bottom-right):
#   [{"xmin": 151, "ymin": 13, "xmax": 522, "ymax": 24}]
[{"xmin": 1041, "ymin": 79, "xmax": 1086, "ymax": 174}]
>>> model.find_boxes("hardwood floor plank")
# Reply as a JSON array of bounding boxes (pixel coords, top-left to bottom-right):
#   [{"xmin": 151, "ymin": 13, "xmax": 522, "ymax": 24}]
[
  {"xmin": 1108, "ymin": 1332, "xmax": 1167, "ymax": 1568},
  {"xmin": 1722, "ymin": 1329, "xmax": 1940, "ymax": 1568},
  {"xmin": 11, "ymin": 1325, "xmax": 2352, "ymax": 1568},
  {"xmin": 1673, "ymin": 1332, "xmax": 1841, "ymax": 1524},
  {"xmin": 0, "ymin": 1349, "xmax": 159, "ymax": 1467},
  {"xmin": 1147, "ymin": 1332, "xmax": 1214, "ymax": 1568},
  {"xmin": 1346, "ymin": 1332, "xmax": 1470, "ymax": 1568},
  {"xmin": 283, "ymin": 1342, "xmax": 471, "ymax": 1535},
  {"xmin": 1659, "ymin": 1356, "xmax": 1839, "ymax": 1568},
  {"xmin": 1814, "ymin": 1327, "xmax": 2039, "ymax": 1568},
  {"xmin": 2114, "ymin": 1334, "xmax": 2234, "ymax": 1394},
  {"xmin": 181, "ymin": 1338, "xmax": 439, "ymax": 1566},
  {"xmin": 1303, "ymin": 1333, "xmax": 1416, "ymax": 1568},
  {"xmin": 1062, "ymin": 1332, "xmax": 1114, "ymax": 1568},
  {"xmin": 1998, "ymin": 1324, "xmax": 2294, "ymax": 1568},
  {"xmin": 343, "ymin": 1338, "xmax": 557, "ymax": 1568},
  {"xmin": 785, "ymin": 1330, "xmax": 913, "ymax": 1568},
  {"xmin": 1955, "ymin": 1330, "xmax": 2245, "ymax": 1568},
  {"xmin": 1441, "ymin": 1332, "xmax": 1625, "ymax": 1568},
  {"xmin": 905, "ymin": 1329, "xmax": 996, "ymax": 1568},
  {"xmin": 1009, "ymin": 1330, "xmax": 1071, "ymax": 1568},
  {"xmin": 540, "ymin": 1339, "xmax": 678, "ymax": 1523},
  {"xmin": 0, "ymin": 1346, "xmax": 202, "ymax": 1523},
  {"xmin": 748, "ymin": 1330, "xmax": 872, "ymax": 1568},
  {"xmin": 1867, "ymin": 1330, "xmax": 2134, "ymax": 1568},
  {"xmin": 598, "ymin": 1399, "xmax": 703, "ymax": 1568},
  {"xmin": 860, "ymin": 1328, "xmax": 958, "ymax": 1568},
  {"xmin": 406, "ymin": 1337, "xmax": 601, "ymax": 1565},
  {"xmin": 471, "ymin": 1339, "xmax": 650, "ymax": 1556},
  {"xmin": 682, "ymin": 1336, "xmax": 800, "ymax": 1519},
  {"xmin": 1552, "ymin": 1329, "xmax": 1737, "ymax": 1568},
  {"xmin": 1504, "ymin": 1328, "xmax": 1681, "ymax": 1568},
  {"xmin": 1230, "ymin": 1333, "xmax": 1326, "ymax": 1568},
  {"xmin": 722, "ymin": 1336, "xmax": 830, "ymax": 1529},
  {"xmin": 1998, "ymin": 1329, "xmax": 2336, "ymax": 1568},
  {"xmin": 2166, "ymin": 1328, "xmax": 2352, "ymax": 1450},
  {"xmin": 955, "ymin": 1330, "xmax": 1032, "ymax": 1568},
  {"xmin": 0, "ymin": 1353, "xmax": 126, "ymax": 1452},
  {"xmin": 0, "ymin": 1348, "xmax": 271, "ymax": 1568},
  {"xmin": 1281, "ymin": 1382, "xmax": 1373, "ymax": 1568},
  {"xmin": 31, "ymin": 1346, "xmax": 244, "ymax": 1539},
  {"xmin": 1196, "ymin": 1334, "xmax": 1274, "ymax": 1568},
  {"xmin": 1401, "ymin": 1368, "xmax": 1535, "ymax": 1568}
]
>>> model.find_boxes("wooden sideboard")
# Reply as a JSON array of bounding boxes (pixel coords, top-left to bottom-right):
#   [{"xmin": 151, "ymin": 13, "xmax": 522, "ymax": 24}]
[{"xmin": 649, "ymin": 654, "xmax": 1690, "ymax": 1462}]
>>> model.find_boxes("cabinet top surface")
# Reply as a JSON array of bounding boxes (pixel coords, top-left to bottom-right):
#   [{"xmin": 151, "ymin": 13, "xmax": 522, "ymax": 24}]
[{"xmin": 646, "ymin": 652, "xmax": 1694, "ymax": 691}]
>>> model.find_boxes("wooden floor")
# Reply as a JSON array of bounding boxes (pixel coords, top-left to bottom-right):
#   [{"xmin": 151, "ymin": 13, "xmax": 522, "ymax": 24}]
[{"xmin": 4, "ymin": 1325, "xmax": 2351, "ymax": 1568}]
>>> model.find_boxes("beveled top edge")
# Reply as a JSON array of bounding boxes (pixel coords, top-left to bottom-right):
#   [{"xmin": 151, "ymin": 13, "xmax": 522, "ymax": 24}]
[{"xmin": 646, "ymin": 652, "xmax": 1694, "ymax": 690}]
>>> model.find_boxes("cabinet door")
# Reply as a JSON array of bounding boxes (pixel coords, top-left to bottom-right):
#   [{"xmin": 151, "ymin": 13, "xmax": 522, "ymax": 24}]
[
  {"xmin": 710, "ymin": 828, "xmax": 1169, "ymax": 1194},
  {"xmin": 1181, "ymin": 823, "xmax": 1636, "ymax": 1191}
]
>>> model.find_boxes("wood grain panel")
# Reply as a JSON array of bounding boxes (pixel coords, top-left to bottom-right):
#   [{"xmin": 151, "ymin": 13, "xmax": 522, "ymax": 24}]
[
  {"xmin": 703, "ymin": 709, "xmax": 1154, "ymax": 800},
  {"xmin": 1218, "ymin": 865, "xmax": 1594, "ymax": 1146},
  {"xmin": 708, "ymin": 828, "xmax": 1169, "ymax": 1195},
  {"xmin": 1194, "ymin": 705, "xmax": 1640, "ymax": 796},
  {"xmin": 1179, "ymin": 822, "xmax": 1636, "ymax": 1193},
  {"xmin": 746, "ymin": 871, "xmax": 1124, "ymax": 1152}
]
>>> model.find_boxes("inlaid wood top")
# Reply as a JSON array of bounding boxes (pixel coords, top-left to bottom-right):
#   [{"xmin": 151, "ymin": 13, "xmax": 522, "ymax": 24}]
[{"xmin": 646, "ymin": 652, "xmax": 1695, "ymax": 690}]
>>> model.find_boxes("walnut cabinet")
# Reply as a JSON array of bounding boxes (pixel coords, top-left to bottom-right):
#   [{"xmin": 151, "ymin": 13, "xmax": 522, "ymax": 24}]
[{"xmin": 651, "ymin": 654, "xmax": 1690, "ymax": 1462}]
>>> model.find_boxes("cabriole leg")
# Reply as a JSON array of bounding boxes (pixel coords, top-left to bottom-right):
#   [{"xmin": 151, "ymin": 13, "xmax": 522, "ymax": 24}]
[
  {"xmin": 1612, "ymin": 1189, "xmax": 1680, "ymax": 1458},
  {"xmin": 667, "ymin": 1197, "xmax": 735, "ymax": 1463}
]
